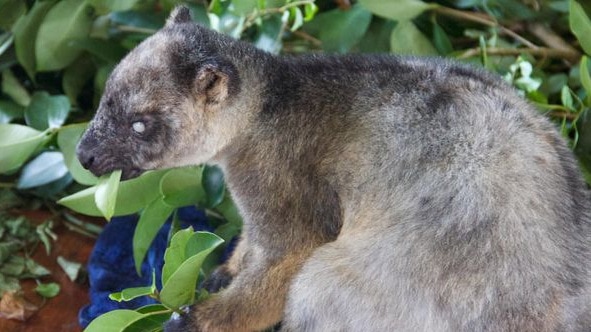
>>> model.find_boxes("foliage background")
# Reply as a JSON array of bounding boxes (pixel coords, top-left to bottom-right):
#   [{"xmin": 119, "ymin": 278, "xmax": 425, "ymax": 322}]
[{"xmin": 2, "ymin": 0, "xmax": 591, "ymax": 329}]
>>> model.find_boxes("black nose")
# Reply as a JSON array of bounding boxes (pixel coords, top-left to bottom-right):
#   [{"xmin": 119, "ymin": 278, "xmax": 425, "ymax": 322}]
[{"xmin": 77, "ymin": 147, "xmax": 95, "ymax": 170}]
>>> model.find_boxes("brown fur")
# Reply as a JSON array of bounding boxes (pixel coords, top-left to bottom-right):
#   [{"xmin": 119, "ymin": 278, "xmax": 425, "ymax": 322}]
[{"xmin": 77, "ymin": 7, "xmax": 591, "ymax": 332}]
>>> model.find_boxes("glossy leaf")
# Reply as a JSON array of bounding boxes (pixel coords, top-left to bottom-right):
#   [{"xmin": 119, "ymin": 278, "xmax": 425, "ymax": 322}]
[
  {"xmin": 12, "ymin": 0, "xmax": 57, "ymax": 79},
  {"xmin": 84, "ymin": 309, "xmax": 144, "ymax": 332},
  {"xmin": 0, "ymin": 124, "xmax": 50, "ymax": 173},
  {"xmin": 35, "ymin": 0, "xmax": 94, "ymax": 71},
  {"xmin": 35, "ymin": 282, "xmax": 60, "ymax": 298},
  {"xmin": 202, "ymin": 165, "xmax": 225, "ymax": 208},
  {"xmin": 0, "ymin": 100, "xmax": 24, "ymax": 124},
  {"xmin": 95, "ymin": 170, "xmax": 122, "ymax": 221},
  {"xmin": 390, "ymin": 20, "xmax": 438, "ymax": 55},
  {"xmin": 57, "ymin": 123, "xmax": 98, "ymax": 185},
  {"xmin": 62, "ymin": 56, "xmax": 96, "ymax": 106},
  {"xmin": 24, "ymin": 92, "xmax": 70, "ymax": 131},
  {"xmin": 432, "ymin": 22, "xmax": 453, "ymax": 55},
  {"xmin": 2, "ymin": 69, "xmax": 30, "ymax": 106},
  {"xmin": 57, "ymin": 256, "xmax": 83, "ymax": 282},
  {"xmin": 88, "ymin": 0, "xmax": 140, "ymax": 15},
  {"xmin": 161, "ymin": 228, "xmax": 193, "ymax": 286},
  {"xmin": 570, "ymin": 0, "xmax": 591, "ymax": 55},
  {"xmin": 0, "ymin": 0, "xmax": 26, "ymax": 30},
  {"xmin": 160, "ymin": 166, "xmax": 205, "ymax": 207},
  {"xmin": 359, "ymin": 0, "xmax": 438, "ymax": 21},
  {"xmin": 58, "ymin": 170, "xmax": 169, "ymax": 217},
  {"xmin": 580, "ymin": 56, "xmax": 591, "ymax": 105},
  {"xmin": 17, "ymin": 151, "xmax": 68, "ymax": 189},
  {"xmin": 109, "ymin": 284, "xmax": 154, "ymax": 302},
  {"xmin": 185, "ymin": 232, "xmax": 224, "ymax": 259},
  {"xmin": 70, "ymin": 38, "xmax": 128, "ymax": 64},
  {"xmin": 160, "ymin": 232, "xmax": 223, "ymax": 309},
  {"xmin": 303, "ymin": 5, "xmax": 372, "ymax": 53},
  {"xmin": 133, "ymin": 198, "xmax": 174, "ymax": 274},
  {"xmin": 122, "ymin": 311, "xmax": 171, "ymax": 332}
]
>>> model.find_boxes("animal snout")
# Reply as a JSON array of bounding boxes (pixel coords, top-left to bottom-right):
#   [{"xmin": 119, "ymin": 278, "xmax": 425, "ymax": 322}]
[{"xmin": 77, "ymin": 147, "xmax": 96, "ymax": 170}]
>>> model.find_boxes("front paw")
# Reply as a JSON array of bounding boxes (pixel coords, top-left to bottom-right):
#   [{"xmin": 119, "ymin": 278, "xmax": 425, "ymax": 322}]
[
  {"xmin": 201, "ymin": 266, "xmax": 234, "ymax": 293},
  {"xmin": 164, "ymin": 308, "xmax": 196, "ymax": 332}
]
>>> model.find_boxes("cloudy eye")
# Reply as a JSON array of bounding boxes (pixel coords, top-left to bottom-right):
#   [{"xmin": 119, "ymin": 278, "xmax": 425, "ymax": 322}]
[{"xmin": 132, "ymin": 121, "xmax": 145, "ymax": 134}]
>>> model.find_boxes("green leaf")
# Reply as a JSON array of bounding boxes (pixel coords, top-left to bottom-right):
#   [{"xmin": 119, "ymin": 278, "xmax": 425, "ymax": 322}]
[
  {"xmin": 17, "ymin": 151, "xmax": 69, "ymax": 189},
  {"xmin": 303, "ymin": 5, "xmax": 372, "ymax": 53},
  {"xmin": 70, "ymin": 38, "xmax": 128, "ymax": 64},
  {"xmin": 35, "ymin": 282, "xmax": 60, "ymax": 298},
  {"xmin": 580, "ymin": 56, "xmax": 591, "ymax": 105},
  {"xmin": 232, "ymin": 0, "xmax": 257, "ymax": 15},
  {"xmin": 160, "ymin": 233, "xmax": 223, "ymax": 309},
  {"xmin": 25, "ymin": 92, "xmax": 70, "ymax": 131},
  {"xmin": 202, "ymin": 165, "xmax": 225, "ymax": 208},
  {"xmin": 36, "ymin": 220, "xmax": 56, "ymax": 255},
  {"xmin": 95, "ymin": 170, "xmax": 122, "ymax": 221},
  {"xmin": 0, "ymin": 33, "xmax": 13, "ymax": 58},
  {"xmin": 390, "ymin": 20, "xmax": 438, "ymax": 55},
  {"xmin": 432, "ymin": 22, "xmax": 453, "ymax": 55},
  {"xmin": 0, "ymin": 274, "xmax": 20, "ymax": 294},
  {"xmin": 0, "ymin": 100, "xmax": 24, "ymax": 124},
  {"xmin": 87, "ymin": 0, "xmax": 140, "ymax": 15},
  {"xmin": 160, "ymin": 166, "xmax": 205, "ymax": 207},
  {"xmin": 133, "ymin": 198, "xmax": 174, "ymax": 274},
  {"xmin": 110, "ymin": 10, "xmax": 165, "ymax": 31},
  {"xmin": 0, "ymin": 124, "xmax": 51, "ymax": 173},
  {"xmin": 161, "ymin": 228, "xmax": 193, "ymax": 286},
  {"xmin": 185, "ymin": 232, "xmax": 224, "ymax": 260},
  {"xmin": 359, "ymin": 0, "xmax": 438, "ymax": 21},
  {"xmin": 214, "ymin": 196, "xmax": 243, "ymax": 242},
  {"xmin": 136, "ymin": 304, "xmax": 168, "ymax": 314},
  {"xmin": 0, "ymin": 0, "xmax": 26, "ymax": 30},
  {"xmin": 57, "ymin": 256, "xmax": 82, "ymax": 282},
  {"xmin": 12, "ymin": 0, "xmax": 57, "ymax": 79},
  {"xmin": 110, "ymin": 286, "xmax": 153, "ymax": 302},
  {"xmin": 304, "ymin": 3, "xmax": 319, "ymax": 21},
  {"xmin": 571, "ymin": 0, "xmax": 591, "ymax": 55},
  {"xmin": 63, "ymin": 56, "xmax": 97, "ymax": 106},
  {"xmin": 24, "ymin": 258, "xmax": 50, "ymax": 277},
  {"xmin": 357, "ymin": 18, "xmax": 395, "ymax": 53},
  {"xmin": 58, "ymin": 169, "xmax": 169, "ymax": 217},
  {"xmin": 122, "ymin": 311, "xmax": 171, "ymax": 332},
  {"xmin": 2, "ymin": 69, "xmax": 31, "ymax": 106},
  {"xmin": 561, "ymin": 85, "xmax": 574, "ymax": 109},
  {"xmin": 57, "ymin": 123, "xmax": 98, "ymax": 186},
  {"xmin": 35, "ymin": 0, "xmax": 94, "ymax": 71},
  {"xmin": 84, "ymin": 309, "xmax": 144, "ymax": 332}
]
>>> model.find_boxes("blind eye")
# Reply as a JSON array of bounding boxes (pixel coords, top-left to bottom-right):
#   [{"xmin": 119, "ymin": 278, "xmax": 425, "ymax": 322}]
[{"xmin": 132, "ymin": 121, "xmax": 146, "ymax": 133}]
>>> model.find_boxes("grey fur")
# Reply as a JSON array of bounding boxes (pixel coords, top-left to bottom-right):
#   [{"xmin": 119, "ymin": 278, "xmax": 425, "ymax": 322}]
[{"xmin": 77, "ymin": 6, "xmax": 591, "ymax": 332}]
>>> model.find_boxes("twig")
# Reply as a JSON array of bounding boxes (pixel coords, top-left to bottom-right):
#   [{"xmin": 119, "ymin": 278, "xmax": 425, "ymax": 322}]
[
  {"xmin": 292, "ymin": 30, "xmax": 322, "ymax": 47},
  {"xmin": 458, "ymin": 46, "xmax": 580, "ymax": 62},
  {"xmin": 116, "ymin": 25, "xmax": 157, "ymax": 35},
  {"xmin": 526, "ymin": 22, "xmax": 581, "ymax": 61},
  {"xmin": 433, "ymin": 6, "xmax": 538, "ymax": 49}
]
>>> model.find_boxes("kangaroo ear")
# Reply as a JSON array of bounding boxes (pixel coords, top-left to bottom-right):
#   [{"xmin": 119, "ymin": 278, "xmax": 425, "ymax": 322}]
[
  {"xmin": 195, "ymin": 62, "xmax": 238, "ymax": 104},
  {"xmin": 166, "ymin": 6, "xmax": 192, "ymax": 27}
]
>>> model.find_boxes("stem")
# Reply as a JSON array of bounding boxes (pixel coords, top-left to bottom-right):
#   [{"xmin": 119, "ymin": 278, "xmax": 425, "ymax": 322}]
[
  {"xmin": 0, "ymin": 182, "xmax": 15, "ymax": 188},
  {"xmin": 433, "ymin": 6, "xmax": 537, "ymax": 49},
  {"xmin": 458, "ymin": 46, "xmax": 579, "ymax": 62},
  {"xmin": 244, "ymin": 0, "xmax": 315, "ymax": 31},
  {"xmin": 116, "ymin": 25, "xmax": 157, "ymax": 35}
]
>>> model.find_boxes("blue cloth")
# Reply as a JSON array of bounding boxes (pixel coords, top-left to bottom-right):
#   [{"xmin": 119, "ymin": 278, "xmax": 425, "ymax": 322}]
[{"xmin": 78, "ymin": 206, "xmax": 212, "ymax": 327}]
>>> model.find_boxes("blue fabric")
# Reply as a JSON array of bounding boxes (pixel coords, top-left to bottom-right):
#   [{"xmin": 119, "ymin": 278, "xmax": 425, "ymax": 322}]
[{"xmin": 78, "ymin": 206, "xmax": 212, "ymax": 327}]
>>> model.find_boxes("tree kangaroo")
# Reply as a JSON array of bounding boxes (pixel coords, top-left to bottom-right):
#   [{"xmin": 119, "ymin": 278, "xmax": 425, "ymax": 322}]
[{"xmin": 77, "ymin": 6, "xmax": 591, "ymax": 332}]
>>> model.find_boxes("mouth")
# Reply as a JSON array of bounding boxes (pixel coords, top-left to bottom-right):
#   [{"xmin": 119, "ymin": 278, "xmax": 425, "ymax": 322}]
[
  {"xmin": 87, "ymin": 163, "xmax": 144, "ymax": 181},
  {"xmin": 121, "ymin": 167, "xmax": 144, "ymax": 181}
]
